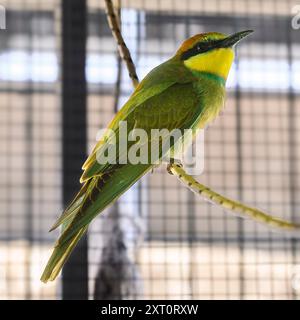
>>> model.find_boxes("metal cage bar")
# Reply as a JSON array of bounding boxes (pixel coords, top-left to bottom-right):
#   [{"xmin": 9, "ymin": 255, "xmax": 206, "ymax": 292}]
[{"xmin": 61, "ymin": 0, "xmax": 88, "ymax": 300}]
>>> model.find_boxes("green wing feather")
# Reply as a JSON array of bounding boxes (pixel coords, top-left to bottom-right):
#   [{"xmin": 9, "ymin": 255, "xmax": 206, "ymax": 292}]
[
  {"xmin": 41, "ymin": 57, "xmax": 202, "ymax": 282},
  {"xmin": 54, "ymin": 83, "xmax": 201, "ymax": 245},
  {"xmin": 81, "ymin": 58, "xmax": 196, "ymax": 181}
]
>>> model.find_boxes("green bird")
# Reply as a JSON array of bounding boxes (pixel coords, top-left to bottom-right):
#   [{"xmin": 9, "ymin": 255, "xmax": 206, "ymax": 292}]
[{"xmin": 41, "ymin": 30, "xmax": 253, "ymax": 282}]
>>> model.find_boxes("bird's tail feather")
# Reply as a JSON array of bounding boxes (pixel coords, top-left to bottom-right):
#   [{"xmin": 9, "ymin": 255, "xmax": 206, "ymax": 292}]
[
  {"xmin": 49, "ymin": 181, "xmax": 91, "ymax": 232},
  {"xmin": 55, "ymin": 164, "xmax": 151, "ymax": 249},
  {"xmin": 41, "ymin": 163, "xmax": 151, "ymax": 283},
  {"xmin": 40, "ymin": 225, "xmax": 87, "ymax": 283}
]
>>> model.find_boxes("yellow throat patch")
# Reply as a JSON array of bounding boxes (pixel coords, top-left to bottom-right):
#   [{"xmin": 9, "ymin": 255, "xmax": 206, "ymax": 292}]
[{"xmin": 183, "ymin": 48, "xmax": 234, "ymax": 80}]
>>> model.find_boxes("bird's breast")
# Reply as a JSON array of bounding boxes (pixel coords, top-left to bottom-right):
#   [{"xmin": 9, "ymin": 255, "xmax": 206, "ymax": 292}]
[{"xmin": 193, "ymin": 77, "xmax": 226, "ymax": 130}]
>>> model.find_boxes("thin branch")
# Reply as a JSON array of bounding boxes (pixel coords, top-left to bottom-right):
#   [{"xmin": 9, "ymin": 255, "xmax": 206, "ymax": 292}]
[
  {"xmin": 168, "ymin": 163, "xmax": 300, "ymax": 231},
  {"xmin": 104, "ymin": 0, "xmax": 300, "ymax": 232},
  {"xmin": 104, "ymin": 0, "xmax": 139, "ymax": 88},
  {"xmin": 113, "ymin": 0, "xmax": 122, "ymax": 113}
]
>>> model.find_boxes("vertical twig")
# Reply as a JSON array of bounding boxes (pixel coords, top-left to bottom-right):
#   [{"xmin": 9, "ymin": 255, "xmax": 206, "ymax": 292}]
[
  {"xmin": 104, "ymin": 0, "xmax": 139, "ymax": 88},
  {"xmin": 113, "ymin": 0, "xmax": 122, "ymax": 112}
]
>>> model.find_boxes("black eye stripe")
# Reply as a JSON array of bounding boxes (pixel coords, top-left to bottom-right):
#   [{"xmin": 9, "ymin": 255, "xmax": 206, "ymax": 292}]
[
  {"xmin": 181, "ymin": 39, "xmax": 225, "ymax": 60},
  {"xmin": 196, "ymin": 41, "xmax": 212, "ymax": 51}
]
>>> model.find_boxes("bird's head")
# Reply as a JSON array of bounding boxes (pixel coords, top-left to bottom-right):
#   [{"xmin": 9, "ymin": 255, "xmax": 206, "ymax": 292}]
[{"xmin": 177, "ymin": 30, "xmax": 253, "ymax": 82}]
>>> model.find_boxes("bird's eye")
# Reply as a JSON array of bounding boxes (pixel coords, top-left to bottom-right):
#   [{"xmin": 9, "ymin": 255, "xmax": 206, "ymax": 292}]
[
  {"xmin": 196, "ymin": 44, "xmax": 203, "ymax": 51},
  {"xmin": 196, "ymin": 42, "xmax": 210, "ymax": 52}
]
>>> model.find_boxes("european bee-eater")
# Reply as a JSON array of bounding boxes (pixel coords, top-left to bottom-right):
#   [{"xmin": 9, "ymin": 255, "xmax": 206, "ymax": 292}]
[{"xmin": 41, "ymin": 30, "xmax": 253, "ymax": 282}]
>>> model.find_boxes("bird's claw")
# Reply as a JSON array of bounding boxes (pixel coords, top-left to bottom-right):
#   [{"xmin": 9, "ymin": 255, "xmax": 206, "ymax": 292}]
[{"xmin": 167, "ymin": 159, "xmax": 183, "ymax": 175}]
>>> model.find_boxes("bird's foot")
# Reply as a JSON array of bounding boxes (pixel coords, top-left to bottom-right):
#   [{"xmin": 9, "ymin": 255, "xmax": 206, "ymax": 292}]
[{"xmin": 166, "ymin": 158, "xmax": 183, "ymax": 175}]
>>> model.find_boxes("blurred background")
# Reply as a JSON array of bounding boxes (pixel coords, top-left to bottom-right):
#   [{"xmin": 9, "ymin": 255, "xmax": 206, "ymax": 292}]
[{"xmin": 1, "ymin": 0, "xmax": 300, "ymax": 299}]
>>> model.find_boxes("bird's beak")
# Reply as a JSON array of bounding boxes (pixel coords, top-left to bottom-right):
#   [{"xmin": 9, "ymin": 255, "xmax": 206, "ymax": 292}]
[{"xmin": 221, "ymin": 30, "xmax": 253, "ymax": 48}]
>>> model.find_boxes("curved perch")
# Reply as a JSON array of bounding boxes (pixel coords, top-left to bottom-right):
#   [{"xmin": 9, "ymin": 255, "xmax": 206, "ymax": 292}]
[{"xmin": 168, "ymin": 163, "xmax": 300, "ymax": 232}]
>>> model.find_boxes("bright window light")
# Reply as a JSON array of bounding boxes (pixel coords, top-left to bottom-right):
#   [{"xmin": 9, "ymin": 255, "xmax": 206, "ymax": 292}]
[{"xmin": 0, "ymin": 51, "xmax": 299, "ymax": 93}]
